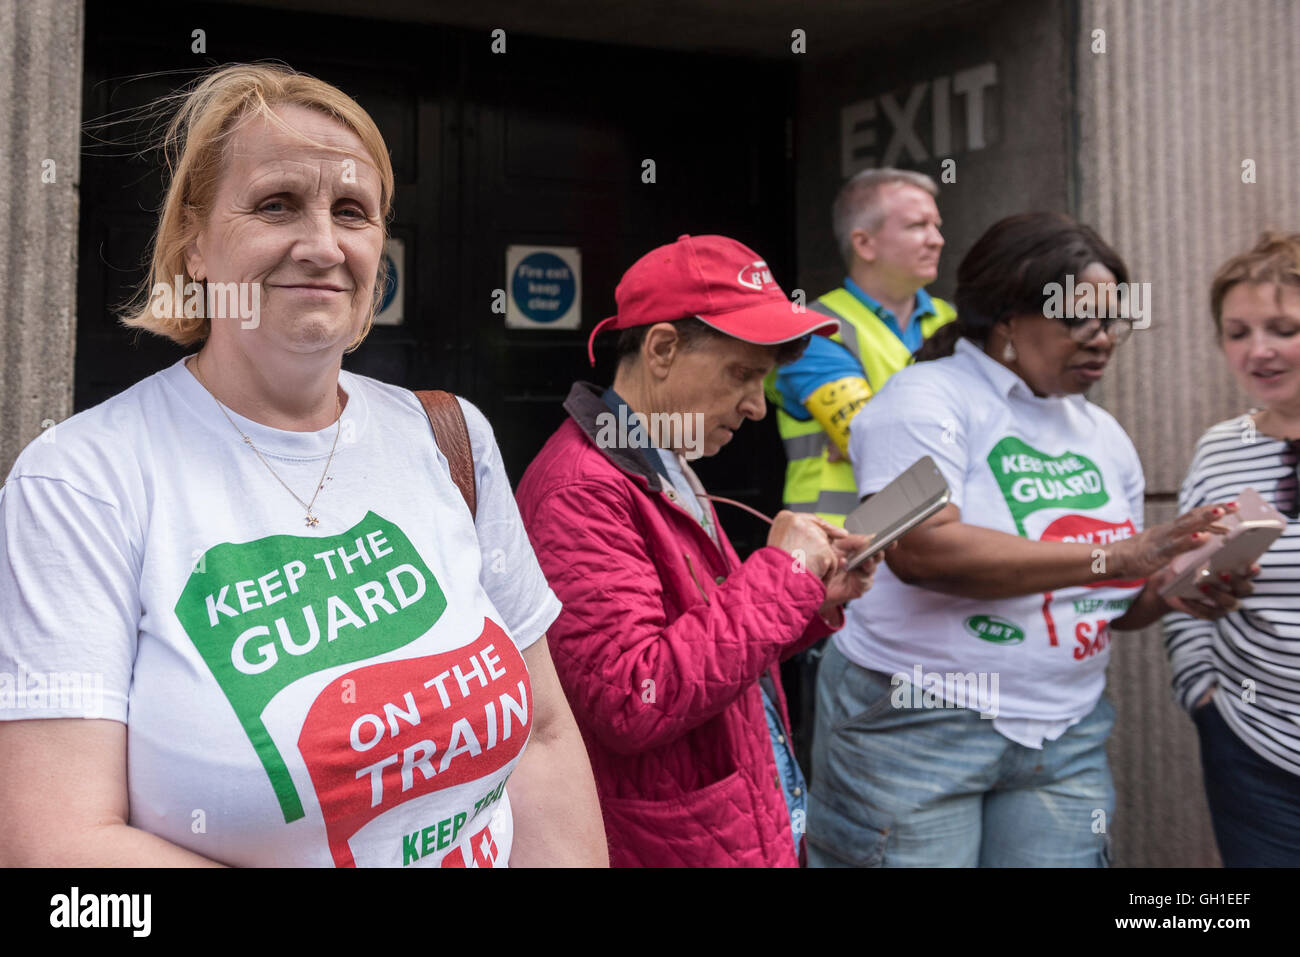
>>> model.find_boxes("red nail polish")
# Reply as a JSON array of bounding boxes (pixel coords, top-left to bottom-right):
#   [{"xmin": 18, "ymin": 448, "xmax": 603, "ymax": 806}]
[
  {"xmin": 1199, "ymin": 584, "xmax": 1211, "ymax": 594},
  {"xmin": 1220, "ymin": 573, "xmax": 1232, "ymax": 583}
]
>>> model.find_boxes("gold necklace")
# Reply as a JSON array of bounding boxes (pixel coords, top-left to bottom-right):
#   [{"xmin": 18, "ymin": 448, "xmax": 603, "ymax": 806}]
[{"xmin": 191, "ymin": 356, "xmax": 342, "ymax": 527}]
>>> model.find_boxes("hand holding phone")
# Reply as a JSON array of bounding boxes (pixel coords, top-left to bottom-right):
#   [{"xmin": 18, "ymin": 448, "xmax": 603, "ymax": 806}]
[
  {"xmin": 766, "ymin": 511, "xmax": 840, "ymax": 579},
  {"xmin": 1157, "ymin": 488, "xmax": 1283, "ymax": 600},
  {"xmin": 807, "ymin": 531, "xmax": 885, "ymax": 618},
  {"xmin": 843, "ymin": 456, "xmax": 951, "ymax": 571}
]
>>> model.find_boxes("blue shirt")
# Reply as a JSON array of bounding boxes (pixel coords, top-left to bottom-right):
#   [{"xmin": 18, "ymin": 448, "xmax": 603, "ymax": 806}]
[
  {"xmin": 601, "ymin": 385, "xmax": 669, "ymax": 480},
  {"xmin": 842, "ymin": 277, "xmax": 936, "ymax": 355},
  {"xmin": 772, "ymin": 280, "xmax": 939, "ymax": 420},
  {"xmin": 759, "ymin": 675, "xmax": 807, "ymax": 856}
]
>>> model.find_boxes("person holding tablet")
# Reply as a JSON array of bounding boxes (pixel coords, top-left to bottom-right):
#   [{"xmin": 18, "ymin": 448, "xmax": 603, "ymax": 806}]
[
  {"xmin": 517, "ymin": 234, "xmax": 881, "ymax": 867},
  {"xmin": 1164, "ymin": 231, "xmax": 1300, "ymax": 866},
  {"xmin": 807, "ymin": 212, "xmax": 1251, "ymax": 868}
]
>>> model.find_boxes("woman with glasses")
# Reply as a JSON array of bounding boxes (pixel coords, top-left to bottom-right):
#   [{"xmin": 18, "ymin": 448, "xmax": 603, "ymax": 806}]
[
  {"xmin": 806, "ymin": 212, "xmax": 1247, "ymax": 868},
  {"xmin": 1164, "ymin": 232, "xmax": 1300, "ymax": 867}
]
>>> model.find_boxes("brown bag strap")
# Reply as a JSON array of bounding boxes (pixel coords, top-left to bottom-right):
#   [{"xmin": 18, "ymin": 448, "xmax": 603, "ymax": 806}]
[{"xmin": 413, "ymin": 390, "xmax": 477, "ymax": 519}]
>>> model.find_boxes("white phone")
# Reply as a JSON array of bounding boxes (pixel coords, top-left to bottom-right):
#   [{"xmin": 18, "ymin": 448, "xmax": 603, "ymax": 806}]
[
  {"xmin": 1158, "ymin": 487, "xmax": 1285, "ymax": 599},
  {"xmin": 843, "ymin": 456, "xmax": 951, "ymax": 571}
]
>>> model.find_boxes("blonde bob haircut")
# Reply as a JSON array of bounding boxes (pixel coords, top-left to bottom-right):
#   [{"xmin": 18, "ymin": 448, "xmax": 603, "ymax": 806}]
[
  {"xmin": 119, "ymin": 63, "xmax": 395, "ymax": 351},
  {"xmin": 1210, "ymin": 231, "xmax": 1300, "ymax": 335}
]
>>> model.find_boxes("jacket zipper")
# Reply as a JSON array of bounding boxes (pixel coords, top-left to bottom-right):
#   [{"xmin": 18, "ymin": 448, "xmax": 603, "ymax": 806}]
[
  {"xmin": 684, "ymin": 551, "xmax": 710, "ymax": 605},
  {"xmin": 665, "ymin": 488, "xmax": 728, "ymax": 572}
]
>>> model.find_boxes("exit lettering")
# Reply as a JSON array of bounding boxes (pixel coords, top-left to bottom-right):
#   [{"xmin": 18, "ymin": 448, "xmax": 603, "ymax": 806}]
[{"xmin": 841, "ymin": 63, "xmax": 998, "ymax": 177}]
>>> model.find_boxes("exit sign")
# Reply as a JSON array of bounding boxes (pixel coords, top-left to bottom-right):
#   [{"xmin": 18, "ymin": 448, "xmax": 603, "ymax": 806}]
[{"xmin": 840, "ymin": 62, "xmax": 998, "ymax": 177}]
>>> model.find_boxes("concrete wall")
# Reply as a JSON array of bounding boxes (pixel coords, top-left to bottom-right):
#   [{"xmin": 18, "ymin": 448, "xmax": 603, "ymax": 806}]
[
  {"xmin": 794, "ymin": 0, "xmax": 1070, "ymax": 304},
  {"xmin": 0, "ymin": 0, "xmax": 85, "ymax": 478},
  {"xmin": 1078, "ymin": 0, "xmax": 1300, "ymax": 867},
  {"xmin": 1080, "ymin": 0, "xmax": 1300, "ymax": 495}
]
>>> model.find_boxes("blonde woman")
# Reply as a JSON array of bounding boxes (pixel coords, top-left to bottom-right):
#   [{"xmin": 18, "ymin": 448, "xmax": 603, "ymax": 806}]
[
  {"xmin": 0, "ymin": 64, "xmax": 605, "ymax": 868},
  {"xmin": 1165, "ymin": 232, "xmax": 1300, "ymax": 867}
]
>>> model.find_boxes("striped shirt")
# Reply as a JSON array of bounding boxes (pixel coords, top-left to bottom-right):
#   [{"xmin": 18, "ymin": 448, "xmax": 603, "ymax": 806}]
[{"xmin": 1163, "ymin": 415, "xmax": 1300, "ymax": 777}]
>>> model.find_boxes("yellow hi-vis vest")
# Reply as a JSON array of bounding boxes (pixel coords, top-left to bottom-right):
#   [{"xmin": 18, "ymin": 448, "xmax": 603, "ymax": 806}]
[{"xmin": 769, "ymin": 288, "xmax": 956, "ymax": 525}]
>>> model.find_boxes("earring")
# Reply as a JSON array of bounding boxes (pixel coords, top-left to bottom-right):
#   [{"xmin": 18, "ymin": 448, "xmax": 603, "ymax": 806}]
[{"xmin": 1003, "ymin": 340, "xmax": 1017, "ymax": 363}]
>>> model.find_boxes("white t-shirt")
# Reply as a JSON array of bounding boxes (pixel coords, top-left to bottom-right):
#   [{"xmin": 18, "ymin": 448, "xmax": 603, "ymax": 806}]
[
  {"xmin": 0, "ymin": 359, "xmax": 562, "ymax": 867},
  {"xmin": 840, "ymin": 338, "xmax": 1145, "ymax": 736}
]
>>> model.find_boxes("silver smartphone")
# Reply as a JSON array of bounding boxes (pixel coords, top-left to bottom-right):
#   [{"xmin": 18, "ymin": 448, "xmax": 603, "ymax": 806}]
[{"xmin": 843, "ymin": 456, "xmax": 951, "ymax": 570}]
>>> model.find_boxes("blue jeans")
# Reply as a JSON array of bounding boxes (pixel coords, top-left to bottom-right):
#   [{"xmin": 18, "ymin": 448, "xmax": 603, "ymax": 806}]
[
  {"xmin": 807, "ymin": 640, "xmax": 1115, "ymax": 867},
  {"xmin": 1195, "ymin": 701, "xmax": 1300, "ymax": 866}
]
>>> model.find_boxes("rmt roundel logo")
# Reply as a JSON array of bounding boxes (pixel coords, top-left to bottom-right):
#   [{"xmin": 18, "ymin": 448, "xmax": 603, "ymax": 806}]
[{"xmin": 736, "ymin": 260, "xmax": 775, "ymax": 291}]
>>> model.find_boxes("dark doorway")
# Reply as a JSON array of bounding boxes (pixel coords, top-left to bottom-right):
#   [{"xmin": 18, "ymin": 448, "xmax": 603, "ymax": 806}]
[{"xmin": 79, "ymin": 1, "xmax": 796, "ymax": 546}]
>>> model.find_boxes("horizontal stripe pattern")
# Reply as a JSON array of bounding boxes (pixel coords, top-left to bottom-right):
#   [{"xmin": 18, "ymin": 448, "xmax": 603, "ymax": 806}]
[
  {"xmin": 782, "ymin": 433, "xmax": 828, "ymax": 460},
  {"xmin": 1163, "ymin": 418, "xmax": 1300, "ymax": 777}
]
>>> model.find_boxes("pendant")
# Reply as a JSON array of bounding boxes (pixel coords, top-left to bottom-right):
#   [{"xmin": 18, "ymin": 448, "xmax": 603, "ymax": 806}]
[{"xmin": 305, "ymin": 513, "xmax": 320, "ymax": 527}]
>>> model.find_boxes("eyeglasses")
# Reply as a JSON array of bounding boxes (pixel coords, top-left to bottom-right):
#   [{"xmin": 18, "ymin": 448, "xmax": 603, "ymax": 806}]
[{"xmin": 1059, "ymin": 316, "xmax": 1135, "ymax": 345}]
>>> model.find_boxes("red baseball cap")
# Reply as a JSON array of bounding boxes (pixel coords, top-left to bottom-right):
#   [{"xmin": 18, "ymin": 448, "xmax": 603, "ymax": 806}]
[{"xmin": 586, "ymin": 234, "xmax": 839, "ymax": 365}]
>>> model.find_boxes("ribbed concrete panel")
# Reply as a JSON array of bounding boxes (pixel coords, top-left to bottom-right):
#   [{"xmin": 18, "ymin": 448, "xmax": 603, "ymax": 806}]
[
  {"xmin": 1105, "ymin": 500, "xmax": 1221, "ymax": 868},
  {"xmin": 795, "ymin": 0, "xmax": 1069, "ymax": 315},
  {"xmin": 1077, "ymin": 0, "xmax": 1299, "ymax": 867},
  {"xmin": 1078, "ymin": 0, "xmax": 1300, "ymax": 495},
  {"xmin": 0, "ymin": 0, "xmax": 84, "ymax": 478}
]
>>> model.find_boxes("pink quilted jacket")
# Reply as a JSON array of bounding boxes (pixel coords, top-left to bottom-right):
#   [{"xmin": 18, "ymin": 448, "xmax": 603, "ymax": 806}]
[{"xmin": 516, "ymin": 382, "xmax": 838, "ymax": 867}]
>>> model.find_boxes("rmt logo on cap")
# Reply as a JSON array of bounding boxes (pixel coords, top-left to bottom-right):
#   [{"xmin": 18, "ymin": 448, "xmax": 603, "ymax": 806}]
[
  {"xmin": 586, "ymin": 234, "xmax": 837, "ymax": 365},
  {"xmin": 737, "ymin": 261, "xmax": 775, "ymax": 291}
]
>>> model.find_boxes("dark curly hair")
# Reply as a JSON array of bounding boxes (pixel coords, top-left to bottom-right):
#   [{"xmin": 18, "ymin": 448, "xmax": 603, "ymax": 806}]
[{"xmin": 915, "ymin": 212, "xmax": 1129, "ymax": 361}]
